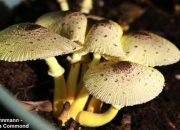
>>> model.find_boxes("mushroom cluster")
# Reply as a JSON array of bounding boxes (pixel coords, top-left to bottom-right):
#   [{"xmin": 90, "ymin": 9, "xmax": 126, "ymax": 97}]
[{"xmin": 0, "ymin": 0, "xmax": 180, "ymax": 128}]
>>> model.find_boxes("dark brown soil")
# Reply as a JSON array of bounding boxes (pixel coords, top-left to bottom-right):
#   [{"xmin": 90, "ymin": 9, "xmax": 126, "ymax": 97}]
[{"xmin": 0, "ymin": 0, "xmax": 179, "ymax": 130}]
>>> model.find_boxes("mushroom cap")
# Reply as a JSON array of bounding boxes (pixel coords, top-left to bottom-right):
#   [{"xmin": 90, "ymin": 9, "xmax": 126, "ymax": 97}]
[
  {"xmin": 121, "ymin": 31, "xmax": 180, "ymax": 67},
  {"xmin": 0, "ymin": 23, "xmax": 82, "ymax": 62},
  {"xmin": 36, "ymin": 11, "xmax": 87, "ymax": 44},
  {"xmin": 84, "ymin": 61, "xmax": 164, "ymax": 106},
  {"xmin": 36, "ymin": 11, "xmax": 63, "ymax": 33},
  {"xmin": 84, "ymin": 20, "xmax": 125, "ymax": 59}
]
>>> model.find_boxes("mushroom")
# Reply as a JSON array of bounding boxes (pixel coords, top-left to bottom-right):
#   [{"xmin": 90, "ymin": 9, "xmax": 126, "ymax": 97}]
[
  {"xmin": 68, "ymin": 20, "xmax": 126, "ymax": 119},
  {"xmin": 0, "ymin": 23, "xmax": 81, "ymax": 116},
  {"xmin": 84, "ymin": 20, "xmax": 125, "ymax": 65},
  {"xmin": 121, "ymin": 31, "xmax": 180, "ymax": 67},
  {"xmin": 36, "ymin": 11, "xmax": 88, "ymax": 104},
  {"xmin": 36, "ymin": 11, "xmax": 87, "ymax": 45},
  {"xmin": 76, "ymin": 61, "xmax": 164, "ymax": 127}
]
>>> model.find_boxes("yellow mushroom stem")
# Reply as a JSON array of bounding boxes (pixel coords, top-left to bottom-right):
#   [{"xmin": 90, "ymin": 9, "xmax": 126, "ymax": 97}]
[
  {"xmin": 67, "ymin": 51, "xmax": 86, "ymax": 64},
  {"xmin": 68, "ymin": 86, "xmax": 89, "ymax": 119},
  {"xmin": 68, "ymin": 53, "xmax": 101, "ymax": 119},
  {"xmin": 89, "ymin": 53, "xmax": 101, "ymax": 69},
  {"xmin": 53, "ymin": 75, "xmax": 67, "ymax": 116},
  {"xmin": 76, "ymin": 54, "xmax": 90, "ymax": 94},
  {"xmin": 44, "ymin": 57, "xmax": 66, "ymax": 116},
  {"xmin": 87, "ymin": 97, "xmax": 102, "ymax": 113},
  {"xmin": 66, "ymin": 52, "xmax": 88, "ymax": 104},
  {"xmin": 76, "ymin": 105, "xmax": 123, "ymax": 127},
  {"xmin": 66, "ymin": 54, "xmax": 90, "ymax": 105},
  {"xmin": 81, "ymin": 0, "xmax": 93, "ymax": 14},
  {"xmin": 66, "ymin": 62, "xmax": 81, "ymax": 104},
  {"xmin": 67, "ymin": 52, "xmax": 89, "ymax": 104},
  {"xmin": 45, "ymin": 57, "xmax": 64, "ymax": 77},
  {"xmin": 57, "ymin": 0, "xmax": 69, "ymax": 11}
]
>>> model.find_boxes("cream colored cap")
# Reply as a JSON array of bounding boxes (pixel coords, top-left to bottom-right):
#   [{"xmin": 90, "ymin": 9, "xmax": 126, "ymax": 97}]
[
  {"xmin": 36, "ymin": 11, "xmax": 63, "ymax": 32},
  {"xmin": 84, "ymin": 20, "xmax": 125, "ymax": 59},
  {"xmin": 36, "ymin": 11, "xmax": 87, "ymax": 44},
  {"xmin": 84, "ymin": 61, "xmax": 164, "ymax": 106},
  {"xmin": 121, "ymin": 31, "xmax": 180, "ymax": 67},
  {"xmin": 0, "ymin": 23, "xmax": 81, "ymax": 62}
]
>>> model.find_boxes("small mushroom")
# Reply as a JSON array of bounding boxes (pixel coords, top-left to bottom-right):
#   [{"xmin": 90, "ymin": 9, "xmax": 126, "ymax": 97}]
[
  {"xmin": 76, "ymin": 61, "xmax": 164, "ymax": 127},
  {"xmin": 36, "ymin": 11, "xmax": 87, "ymax": 45},
  {"xmin": 0, "ymin": 23, "xmax": 81, "ymax": 117},
  {"xmin": 121, "ymin": 31, "xmax": 180, "ymax": 67},
  {"xmin": 84, "ymin": 20, "xmax": 125, "ymax": 60}
]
